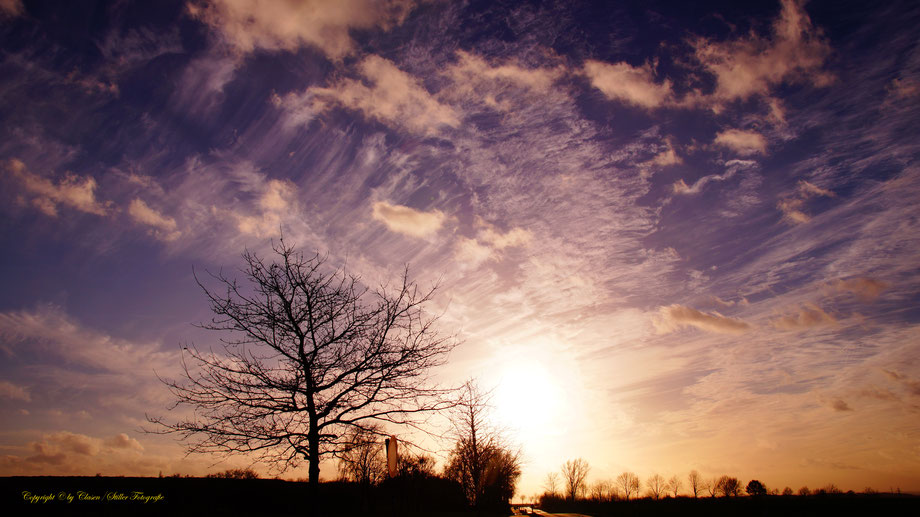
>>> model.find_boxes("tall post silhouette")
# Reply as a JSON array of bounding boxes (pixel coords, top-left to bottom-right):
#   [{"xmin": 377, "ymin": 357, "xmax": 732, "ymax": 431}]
[{"xmin": 386, "ymin": 435, "xmax": 398, "ymax": 478}]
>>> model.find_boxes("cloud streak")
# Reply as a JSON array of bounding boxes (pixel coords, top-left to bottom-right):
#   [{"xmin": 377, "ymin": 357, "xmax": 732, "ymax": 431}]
[
  {"xmin": 188, "ymin": 0, "xmax": 416, "ymax": 60},
  {"xmin": 5, "ymin": 159, "xmax": 110, "ymax": 217},
  {"xmin": 584, "ymin": 60, "xmax": 674, "ymax": 109},
  {"xmin": 305, "ymin": 55, "xmax": 460, "ymax": 135},
  {"xmin": 371, "ymin": 201, "xmax": 445, "ymax": 238},
  {"xmin": 654, "ymin": 305, "xmax": 751, "ymax": 334}
]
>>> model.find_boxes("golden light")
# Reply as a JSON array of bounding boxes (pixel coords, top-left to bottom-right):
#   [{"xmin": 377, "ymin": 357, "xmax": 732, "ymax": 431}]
[{"xmin": 493, "ymin": 358, "xmax": 566, "ymax": 439}]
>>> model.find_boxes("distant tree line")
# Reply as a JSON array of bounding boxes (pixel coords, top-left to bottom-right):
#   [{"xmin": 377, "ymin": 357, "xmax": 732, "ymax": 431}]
[{"xmin": 540, "ymin": 460, "xmax": 879, "ymax": 506}]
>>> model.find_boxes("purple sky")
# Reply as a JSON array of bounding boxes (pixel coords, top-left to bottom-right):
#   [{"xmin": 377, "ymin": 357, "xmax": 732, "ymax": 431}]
[{"xmin": 1, "ymin": 0, "xmax": 919, "ymax": 496}]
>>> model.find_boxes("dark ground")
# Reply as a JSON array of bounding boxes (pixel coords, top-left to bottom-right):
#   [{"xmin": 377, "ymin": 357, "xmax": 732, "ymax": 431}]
[
  {"xmin": 539, "ymin": 492, "xmax": 920, "ymax": 517},
  {"xmin": 4, "ymin": 476, "xmax": 919, "ymax": 517},
  {"xmin": 3, "ymin": 475, "xmax": 470, "ymax": 516}
]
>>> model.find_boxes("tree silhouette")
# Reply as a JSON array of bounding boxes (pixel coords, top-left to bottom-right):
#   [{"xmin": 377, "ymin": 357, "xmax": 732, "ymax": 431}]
[
  {"xmin": 746, "ymin": 479, "xmax": 767, "ymax": 496},
  {"xmin": 544, "ymin": 472, "xmax": 560, "ymax": 497},
  {"xmin": 688, "ymin": 469, "xmax": 703, "ymax": 497},
  {"xmin": 149, "ymin": 240, "xmax": 455, "ymax": 488},
  {"xmin": 668, "ymin": 475, "xmax": 683, "ymax": 497},
  {"xmin": 715, "ymin": 475, "xmax": 742, "ymax": 497},
  {"xmin": 444, "ymin": 382, "xmax": 521, "ymax": 510},
  {"xmin": 205, "ymin": 468, "xmax": 259, "ymax": 479},
  {"xmin": 706, "ymin": 477, "xmax": 718, "ymax": 497},
  {"xmin": 616, "ymin": 471, "xmax": 640, "ymax": 500},
  {"xmin": 338, "ymin": 426, "xmax": 386, "ymax": 485},
  {"xmin": 590, "ymin": 479, "xmax": 613, "ymax": 502},
  {"xmin": 647, "ymin": 473, "xmax": 666, "ymax": 500},
  {"xmin": 561, "ymin": 458, "xmax": 590, "ymax": 501}
]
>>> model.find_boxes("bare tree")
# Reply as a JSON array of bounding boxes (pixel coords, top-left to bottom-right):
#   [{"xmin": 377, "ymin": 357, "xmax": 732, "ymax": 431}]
[
  {"xmin": 543, "ymin": 472, "xmax": 560, "ymax": 497},
  {"xmin": 148, "ymin": 240, "xmax": 455, "ymax": 488},
  {"xmin": 444, "ymin": 382, "xmax": 521, "ymax": 509},
  {"xmin": 338, "ymin": 426, "xmax": 386, "ymax": 485},
  {"xmin": 706, "ymin": 477, "xmax": 718, "ymax": 497},
  {"xmin": 561, "ymin": 458, "xmax": 590, "ymax": 501},
  {"xmin": 715, "ymin": 475, "xmax": 742, "ymax": 497},
  {"xmin": 688, "ymin": 469, "xmax": 703, "ymax": 497},
  {"xmin": 616, "ymin": 471, "xmax": 640, "ymax": 500},
  {"xmin": 668, "ymin": 475, "xmax": 683, "ymax": 497},
  {"xmin": 590, "ymin": 479, "xmax": 612, "ymax": 502},
  {"xmin": 647, "ymin": 474, "xmax": 666, "ymax": 500}
]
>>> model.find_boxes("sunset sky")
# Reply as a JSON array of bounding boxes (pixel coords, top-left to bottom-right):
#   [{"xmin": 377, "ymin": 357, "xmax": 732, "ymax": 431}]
[{"xmin": 1, "ymin": 0, "xmax": 919, "ymax": 497}]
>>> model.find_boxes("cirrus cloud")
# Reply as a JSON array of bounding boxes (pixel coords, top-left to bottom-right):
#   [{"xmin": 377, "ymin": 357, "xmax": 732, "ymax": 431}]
[
  {"xmin": 714, "ymin": 129, "xmax": 767, "ymax": 155},
  {"xmin": 128, "ymin": 199, "xmax": 180, "ymax": 241},
  {"xmin": 5, "ymin": 159, "xmax": 110, "ymax": 217},
  {"xmin": 188, "ymin": 0, "xmax": 416, "ymax": 60},
  {"xmin": 654, "ymin": 304, "xmax": 751, "ymax": 334},
  {"xmin": 771, "ymin": 303, "xmax": 837, "ymax": 330},
  {"xmin": 584, "ymin": 60, "xmax": 674, "ymax": 109},
  {"xmin": 305, "ymin": 55, "xmax": 460, "ymax": 135},
  {"xmin": 371, "ymin": 201, "xmax": 445, "ymax": 238}
]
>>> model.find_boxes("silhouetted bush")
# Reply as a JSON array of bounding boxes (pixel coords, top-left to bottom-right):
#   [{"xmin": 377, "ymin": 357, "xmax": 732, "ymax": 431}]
[{"xmin": 746, "ymin": 479, "xmax": 767, "ymax": 496}]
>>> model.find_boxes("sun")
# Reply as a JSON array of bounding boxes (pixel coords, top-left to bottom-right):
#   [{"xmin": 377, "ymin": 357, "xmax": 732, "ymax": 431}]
[{"xmin": 493, "ymin": 359, "xmax": 564, "ymax": 433}]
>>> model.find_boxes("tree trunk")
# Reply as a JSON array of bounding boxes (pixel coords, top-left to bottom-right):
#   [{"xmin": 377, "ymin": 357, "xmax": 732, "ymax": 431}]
[{"xmin": 308, "ymin": 429, "xmax": 320, "ymax": 486}]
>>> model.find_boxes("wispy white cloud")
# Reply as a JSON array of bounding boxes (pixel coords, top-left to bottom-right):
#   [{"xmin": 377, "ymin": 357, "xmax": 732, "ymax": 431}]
[
  {"xmin": 476, "ymin": 219, "xmax": 532, "ymax": 250},
  {"xmin": 830, "ymin": 277, "xmax": 889, "ymax": 301},
  {"xmin": 771, "ymin": 303, "xmax": 837, "ymax": 330},
  {"xmin": 0, "ymin": 381, "xmax": 30, "ymax": 402},
  {"xmin": 692, "ymin": 0, "xmax": 832, "ymax": 103},
  {"xmin": 453, "ymin": 219, "xmax": 532, "ymax": 267},
  {"xmin": 584, "ymin": 60, "xmax": 674, "ymax": 109},
  {"xmin": 371, "ymin": 200, "xmax": 445, "ymax": 238},
  {"xmin": 777, "ymin": 179, "xmax": 835, "ymax": 224},
  {"xmin": 188, "ymin": 0, "xmax": 416, "ymax": 60},
  {"xmin": 654, "ymin": 305, "xmax": 751, "ymax": 334},
  {"xmin": 455, "ymin": 236, "xmax": 494, "ymax": 268},
  {"xmin": 228, "ymin": 179, "xmax": 297, "ymax": 238},
  {"xmin": 305, "ymin": 55, "xmax": 460, "ymax": 135},
  {"xmin": 128, "ymin": 199, "xmax": 180, "ymax": 241},
  {"xmin": 5, "ymin": 158, "xmax": 110, "ymax": 216},
  {"xmin": 0, "ymin": 305, "xmax": 175, "ymax": 384},
  {"xmin": 645, "ymin": 140, "xmax": 682, "ymax": 168},
  {"xmin": 672, "ymin": 159, "xmax": 756, "ymax": 196},
  {"xmin": 714, "ymin": 129, "xmax": 767, "ymax": 155},
  {"xmin": 444, "ymin": 50, "xmax": 564, "ymax": 110}
]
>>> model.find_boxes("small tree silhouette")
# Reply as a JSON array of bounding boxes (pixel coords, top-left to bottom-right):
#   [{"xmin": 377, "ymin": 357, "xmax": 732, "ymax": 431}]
[
  {"xmin": 715, "ymin": 475, "xmax": 742, "ymax": 497},
  {"xmin": 338, "ymin": 426, "xmax": 386, "ymax": 485},
  {"xmin": 746, "ymin": 479, "xmax": 767, "ymax": 496},
  {"xmin": 688, "ymin": 470, "xmax": 703, "ymax": 497},
  {"xmin": 616, "ymin": 471, "xmax": 640, "ymax": 500},
  {"xmin": 543, "ymin": 472, "xmax": 560, "ymax": 497},
  {"xmin": 647, "ymin": 474, "xmax": 666, "ymax": 499},
  {"xmin": 444, "ymin": 382, "xmax": 521, "ymax": 510},
  {"xmin": 561, "ymin": 458, "xmax": 590, "ymax": 501},
  {"xmin": 668, "ymin": 475, "xmax": 683, "ymax": 497}
]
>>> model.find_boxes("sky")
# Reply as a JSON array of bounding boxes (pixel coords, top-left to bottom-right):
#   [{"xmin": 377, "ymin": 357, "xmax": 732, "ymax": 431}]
[{"xmin": 1, "ymin": 0, "xmax": 919, "ymax": 497}]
